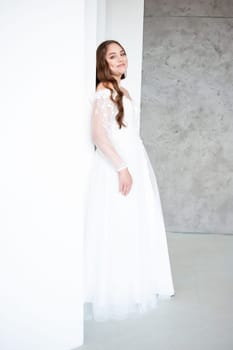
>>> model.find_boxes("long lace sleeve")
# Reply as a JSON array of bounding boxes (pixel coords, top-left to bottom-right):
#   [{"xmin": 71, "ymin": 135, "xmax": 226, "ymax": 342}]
[{"xmin": 91, "ymin": 92, "xmax": 127, "ymax": 172}]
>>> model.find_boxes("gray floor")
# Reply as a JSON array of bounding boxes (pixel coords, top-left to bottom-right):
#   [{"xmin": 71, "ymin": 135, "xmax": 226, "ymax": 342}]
[{"xmin": 78, "ymin": 232, "xmax": 233, "ymax": 350}]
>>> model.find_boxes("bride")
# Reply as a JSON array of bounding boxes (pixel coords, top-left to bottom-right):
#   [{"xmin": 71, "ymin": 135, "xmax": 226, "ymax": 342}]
[{"xmin": 84, "ymin": 40, "xmax": 175, "ymax": 322}]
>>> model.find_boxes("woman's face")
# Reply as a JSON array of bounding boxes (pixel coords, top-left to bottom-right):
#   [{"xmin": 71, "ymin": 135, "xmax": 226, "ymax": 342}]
[{"xmin": 105, "ymin": 43, "xmax": 128, "ymax": 78}]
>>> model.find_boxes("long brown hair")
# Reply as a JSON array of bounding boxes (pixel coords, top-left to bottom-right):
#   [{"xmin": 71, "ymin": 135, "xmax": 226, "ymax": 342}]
[{"xmin": 96, "ymin": 40, "xmax": 127, "ymax": 129}]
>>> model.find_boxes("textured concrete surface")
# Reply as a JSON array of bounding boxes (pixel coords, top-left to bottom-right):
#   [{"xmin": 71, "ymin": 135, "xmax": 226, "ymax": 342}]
[
  {"xmin": 141, "ymin": 0, "xmax": 233, "ymax": 233},
  {"xmin": 144, "ymin": 0, "xmax": 233, "ymax": 17},
  {"xmin": 79, "ymin": 233, "xmax": 233, "ymax": 350}
]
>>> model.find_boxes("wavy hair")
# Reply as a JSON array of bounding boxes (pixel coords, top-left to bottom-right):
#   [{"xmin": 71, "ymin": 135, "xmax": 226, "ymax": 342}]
[{"xmin": 96, "ymin": 40, "xmax": 127, "ymax": 129}]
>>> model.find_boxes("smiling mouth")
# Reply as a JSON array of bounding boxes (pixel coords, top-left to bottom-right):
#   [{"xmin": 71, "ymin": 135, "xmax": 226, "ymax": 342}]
[{"xmin": 117, "ymin": 64, "xmax": 125, "ymax": 68}]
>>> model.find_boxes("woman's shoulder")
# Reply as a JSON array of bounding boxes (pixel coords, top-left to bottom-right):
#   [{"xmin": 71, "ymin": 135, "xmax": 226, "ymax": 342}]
[
  {"xmin": 94, "ymin": 83, "xmax": 132, "ymax": 102},
  {"xmin": 96, "ymin": 83, "xmax": 130, "ymax": 95},
  {"xmin": 96, "ymin": 82, "xmax": 112, "ymax": 91},
  {"xmin": 95, "ymin": 83, "xmax": 113, "ymax": 99}
]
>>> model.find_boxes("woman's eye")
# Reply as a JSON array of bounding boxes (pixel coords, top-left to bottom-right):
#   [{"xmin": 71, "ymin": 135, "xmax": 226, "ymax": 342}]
[{"xmin": 109, "ymin": 52, "xmax": 126, "ymax": 59}]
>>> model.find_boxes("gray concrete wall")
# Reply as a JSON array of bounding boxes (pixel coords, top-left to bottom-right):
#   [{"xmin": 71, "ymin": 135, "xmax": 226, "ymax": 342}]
[{"xmin": 141, "ymin": 0, "xmax": 233, "ymax": 234}]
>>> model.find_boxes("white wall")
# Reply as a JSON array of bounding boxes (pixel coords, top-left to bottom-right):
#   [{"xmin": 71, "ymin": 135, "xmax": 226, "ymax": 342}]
[
  {"xmin": 105, "ymin": 0, "xmax": 145, "ymax": 106},
  {"xmin": 0, "ymin": 1, "xmax": 145, "ymax": 348},
  {"xmin": 0, "ymin": 1, "xmax": 85, "ymax": 349}
]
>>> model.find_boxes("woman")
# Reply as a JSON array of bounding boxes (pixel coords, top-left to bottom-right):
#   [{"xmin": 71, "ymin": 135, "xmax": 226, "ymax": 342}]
[{"xmin": 84, "ymin": 40, "xmax": 175, "ymax": 322}]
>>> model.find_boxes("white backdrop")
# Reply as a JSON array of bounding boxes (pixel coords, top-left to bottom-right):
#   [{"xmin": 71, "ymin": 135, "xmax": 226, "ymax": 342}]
[
  {"xmin": 105, "ymin": 0, "xmax": 144, "ymax": 104},
  {"xmin": 0, "ymin": 0, "xmax": 144, "ymax": 349},
  {"xmin": 0, "ymin": 1, "xmax": 85, "ymax": 349}
]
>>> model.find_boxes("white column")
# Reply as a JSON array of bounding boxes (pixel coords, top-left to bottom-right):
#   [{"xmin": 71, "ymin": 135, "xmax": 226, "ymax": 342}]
[
  {"xmin": 97, "ymin": 0, "xmax": 106, "ymax": 43},
  {"xmin": 0, "ymin": 1, "xmax": 145, "ymax": 348},
  {"xmin": 0, "ymin": 0, "xmax": 85, "ymax": 349},
  {"xmin": 105, "ymin": 0, "xmax": 145, "ymax": 106}
]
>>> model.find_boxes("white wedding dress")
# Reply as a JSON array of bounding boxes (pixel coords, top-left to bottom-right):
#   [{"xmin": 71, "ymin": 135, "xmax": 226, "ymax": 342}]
[{"xmin": 84, "ymin": 88, "xmax": 175, "ymax": 322}]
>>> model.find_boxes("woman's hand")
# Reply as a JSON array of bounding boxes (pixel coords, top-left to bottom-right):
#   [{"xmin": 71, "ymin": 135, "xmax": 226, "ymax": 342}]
[{"xmin": 118, "ymin": 168, "xmax": 133, "ymax": 196}]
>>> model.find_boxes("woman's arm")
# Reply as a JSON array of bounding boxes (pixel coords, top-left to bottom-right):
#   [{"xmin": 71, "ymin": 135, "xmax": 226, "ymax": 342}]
[
  {"xmin": 91, "ymin": 93, "xmax": 127, "ymax": 172},
  {"xmin": 91, "ymin": 92, "xmax": 133, "ymax": 195}
]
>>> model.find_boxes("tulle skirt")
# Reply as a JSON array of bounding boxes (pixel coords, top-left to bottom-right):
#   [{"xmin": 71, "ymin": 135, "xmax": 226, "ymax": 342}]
[{"xmin": 83, "ymin": 139, "xmax": 175, "ymax": 322}]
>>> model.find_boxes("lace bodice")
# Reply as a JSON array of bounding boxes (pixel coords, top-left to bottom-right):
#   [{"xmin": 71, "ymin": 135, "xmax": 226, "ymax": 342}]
[{"xmin": 91, "ymin": 88, "xmax": 140, "ymax": 172}]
